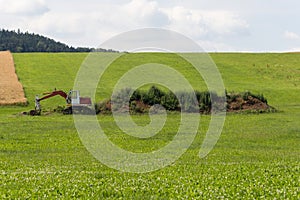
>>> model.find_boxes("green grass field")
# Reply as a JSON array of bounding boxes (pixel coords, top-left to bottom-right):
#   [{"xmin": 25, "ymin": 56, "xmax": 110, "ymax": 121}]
[{"xmin": 0, "ymin": 53, "xmax": 299, "ymax": 199}]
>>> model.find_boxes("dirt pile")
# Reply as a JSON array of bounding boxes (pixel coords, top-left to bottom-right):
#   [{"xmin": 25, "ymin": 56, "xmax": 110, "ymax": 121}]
[
  {"xmin": 226, "ymin": 92, "xmax": 274, "ymax": 113},
  {"xmin": 0, "ymin": 51, "xmax": 27, "ymax": 105}
]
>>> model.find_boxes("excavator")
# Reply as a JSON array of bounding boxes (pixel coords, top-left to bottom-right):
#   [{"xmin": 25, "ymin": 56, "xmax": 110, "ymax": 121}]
[{"xmin": 29, "ymin": 89, "xmax": 93, "ymax": 115}]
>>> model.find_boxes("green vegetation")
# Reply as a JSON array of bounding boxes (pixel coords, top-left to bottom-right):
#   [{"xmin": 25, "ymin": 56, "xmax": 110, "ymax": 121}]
[
  {"xmin": 0, "ymin": 53, "xmax": 299, "ymax": 198},
  {"xmin": 97, "ymin": 86, "xmax": 273, "ymax": 114}
]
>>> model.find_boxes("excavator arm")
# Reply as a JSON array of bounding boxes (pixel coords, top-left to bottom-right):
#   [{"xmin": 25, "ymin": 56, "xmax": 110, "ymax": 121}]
[{"xmin": 35, "ymin": 90, "xmax": 70, "ymax": 111}]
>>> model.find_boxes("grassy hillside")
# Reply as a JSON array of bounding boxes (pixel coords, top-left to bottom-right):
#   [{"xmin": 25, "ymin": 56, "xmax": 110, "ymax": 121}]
[
  {"xmin": 211, "ymin": 53, "xmax": 300, "ymax": 111},
  {"xmin": 13, "ymin": 53, "xmax": 87, "ymax": 110},
  {"xmin": 0, "ymin": 53, "xmax": 299, "ymax": 198},
  {"xmin": 12, "ymin": 52, "xmax": 300, "ymax": 111}
]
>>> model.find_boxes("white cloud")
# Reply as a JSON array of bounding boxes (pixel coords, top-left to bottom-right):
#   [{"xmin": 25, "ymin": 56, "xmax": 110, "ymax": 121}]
[
  {"xmin": 284, "ymin": 31, "xmax": 300, "ymax": 40},
  {"xmin": 123, "ymin": 0, "xmax": 169, "ymax": 26},
  {"xmin": 0, "ymin": 0, "xmax": 49, "ymax": 16},
  {"xmin": 20, "ymin": 0, "xmax": 171, "ymax": 46},
  {"xmin": 198, "ymin": 40, "xmax": 236, "ymax": 52},
  {"xmin": 27, "ymin": 12, "xmax": 87, "ymax": 35},
  {"xmin": 162, "ymin": 6, "xmax": 249, "ymax": 40},
  {"xmin": 0, "ymin": 0, "xmax": 250, "ymax": 51},
  {"xmin": 286, "ymin": 47, "xmax": 300, "ymax": 52}
]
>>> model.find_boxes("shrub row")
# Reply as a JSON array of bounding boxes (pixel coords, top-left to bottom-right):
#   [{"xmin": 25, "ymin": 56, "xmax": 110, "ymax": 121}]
[
  {"xmin": 95, "ymin": 86, "xmax": 273, "ymax": 114},
  {"xmin": 95, "ymin": 86, "xmax": 227, "ymax": 114}
]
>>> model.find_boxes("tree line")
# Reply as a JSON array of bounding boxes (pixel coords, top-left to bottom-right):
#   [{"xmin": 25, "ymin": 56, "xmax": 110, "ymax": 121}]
[{"xmin": 0, "ymin": 29, "xmax": 116, "ymax": 53}]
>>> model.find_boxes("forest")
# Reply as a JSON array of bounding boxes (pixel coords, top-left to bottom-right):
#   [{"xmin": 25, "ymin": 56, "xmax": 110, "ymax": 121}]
[{"xmin": 0, "ymin": 29, "xmax": 114, "ymax": 53}]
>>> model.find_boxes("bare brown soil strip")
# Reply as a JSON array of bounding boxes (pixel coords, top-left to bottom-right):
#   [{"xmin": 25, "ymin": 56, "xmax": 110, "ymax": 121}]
[{"xmin": 0, "ymin": 51, "xmax": 27, "ymax": 105}]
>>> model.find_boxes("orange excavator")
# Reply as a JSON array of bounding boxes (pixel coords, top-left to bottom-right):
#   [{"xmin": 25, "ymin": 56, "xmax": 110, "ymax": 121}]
[{"xmin": 30, "ymin": 89, "xmax": 93, "ymax": 115}]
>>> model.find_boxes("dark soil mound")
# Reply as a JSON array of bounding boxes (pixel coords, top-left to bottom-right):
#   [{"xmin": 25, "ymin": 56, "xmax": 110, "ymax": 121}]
[{"xmin": 226, "ymin": 92, "xmax": 275, "ymax": 113}]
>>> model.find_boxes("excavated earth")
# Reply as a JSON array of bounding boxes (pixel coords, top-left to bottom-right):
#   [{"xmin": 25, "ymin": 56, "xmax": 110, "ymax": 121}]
[
  {"xmin": 0, "ymin": 51, "xmax": 27, "ymax": 105},
  {"xmin": 226, "ymin": 95, "xmax": 274, "ymax": 113}
]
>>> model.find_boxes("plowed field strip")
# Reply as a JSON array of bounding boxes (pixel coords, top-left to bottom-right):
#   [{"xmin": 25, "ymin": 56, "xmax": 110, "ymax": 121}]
[{"xmin": 0, "ymin": 51, "xmax": 27, "ymax": 105}]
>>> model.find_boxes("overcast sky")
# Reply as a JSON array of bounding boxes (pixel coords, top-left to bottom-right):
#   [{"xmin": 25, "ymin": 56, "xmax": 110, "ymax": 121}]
[{"xmin": 1, "ymin": 0, "xmax": 300, "ymax": 52}]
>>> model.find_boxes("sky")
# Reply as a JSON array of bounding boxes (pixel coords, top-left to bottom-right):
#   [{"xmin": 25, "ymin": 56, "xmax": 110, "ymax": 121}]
[{"xmin": 1, "ymin": 0, "xmax": 300, "ymax": 52}]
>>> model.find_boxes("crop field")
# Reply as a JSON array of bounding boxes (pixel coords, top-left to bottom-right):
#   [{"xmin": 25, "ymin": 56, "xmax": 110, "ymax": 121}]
[
  {"xmin": 0, "ymin": 51, "xmax": 27, "ymax": 105},
  {"xmin": 0, "ymin": 53, "xmax": 299, "ymax": 199}
]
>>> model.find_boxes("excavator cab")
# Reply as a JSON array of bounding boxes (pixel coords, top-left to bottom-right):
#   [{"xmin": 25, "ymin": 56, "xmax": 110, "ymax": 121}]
[{"xmin": 67, "ymin": 90, "xmax": 80, "ymax": 105}]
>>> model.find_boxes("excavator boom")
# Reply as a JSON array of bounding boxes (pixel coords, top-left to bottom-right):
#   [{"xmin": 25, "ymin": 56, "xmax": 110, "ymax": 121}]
[
  {"xmin": 35, "ymin": 90, "xmax": 69, "ymax": 112},
  {"xmin": 38, "ymin": 90, "xmax": 68, "ymax": 101}
]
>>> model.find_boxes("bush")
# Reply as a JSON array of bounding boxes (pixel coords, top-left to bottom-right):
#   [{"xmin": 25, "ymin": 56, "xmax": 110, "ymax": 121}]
[
  {"xmin": 196, "ymin": 91, "xmax": 211, "ymax": 113},
  {"xmin": 147, "ymin": 86, "xmax": 166, "ymax": 105},
  {"xmin": 130, "ymin": 100, "xmax": 149, "ymax": 113},
  {"xmin": 176, "ymin": 91, "xmax": 199, "ymax": 113},
  {"xmin": 95, "ymin": 99, "xmax": 111, "ymax": 114},
  {"xmin": 242, "ymin": 91, "xmax": 267, "ymax": 103},
  {"xmin": 161, "ymin": 91, "xmax": 179, "ymax": 111},
  {"xmin": 95, "ymin": 86, "xmax": 271, "ymax": 114},
  {"xmin": 111, "ymin": 88, "xmax": 133, "ymax": 112}
]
